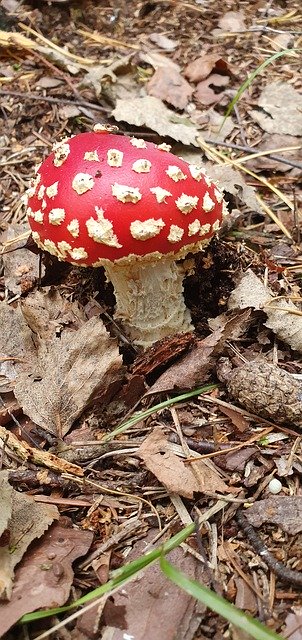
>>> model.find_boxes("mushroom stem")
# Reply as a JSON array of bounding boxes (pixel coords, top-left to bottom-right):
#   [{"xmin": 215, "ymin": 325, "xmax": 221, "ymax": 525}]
[{"xmin": 104, "ymin": 258, "xmax": 193, "ymax": 348}]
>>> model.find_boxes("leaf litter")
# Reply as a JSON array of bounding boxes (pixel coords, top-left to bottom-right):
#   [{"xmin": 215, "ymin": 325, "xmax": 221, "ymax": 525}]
[
  {"xmin": 14, "ymin": 290, "xmax": 124, "ymax": 437},
  {"xmin": 0, "ymin": 0, "xmax": 302, "ymax": 637}
]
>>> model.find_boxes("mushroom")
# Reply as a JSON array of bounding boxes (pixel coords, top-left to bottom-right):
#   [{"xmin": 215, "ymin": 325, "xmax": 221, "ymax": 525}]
[{"xmin": 26, "ymin": 125, "xmax": 228, "ymax": 347}]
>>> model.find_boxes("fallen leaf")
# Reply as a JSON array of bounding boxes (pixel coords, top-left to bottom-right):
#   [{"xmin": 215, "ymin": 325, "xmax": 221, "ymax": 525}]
[
  {"xmin": 0, "ymin": 301, "xmax": 36, "ymax": 392},
  {"xmin": 245, "ymin": 133, "xmax": 302, "ymax": 173},
  {"xmin": 228, "ymin": 269, "xmax": 302, "ymax": 353},
  {"xmin": 218, "ymin": 11, "xmax": 246, "ymax": 32},
  {"xmin": 201, "ymin": 107, "xmax": 235, "ymax": 142},
  {"xmin": 2, "ymin": 222, "xmax": 42, "ymax": 296},
  {"xmin": 146, "ymin": 66, "xmax": 193, "ymax": 110},
  {"xmin": 234, "ymin": 577, "xmax": 257, "ymax": 613},
  {"xmin": 100, "ymin": 531, "xmax": 207, "ymax": 640},
  {"xmin": 58, "ymin": 104, "xmax": 82, "ymax": 119},
  {"xmin": 224, "ymin": 447, "xmax": 258, "ymax": 472},
  {"xmin": 283, "ymin": 608, "xmax": 302, "ymax": 640},
  {"xmin": 135, "ymin": 49, "xmax": 180, "ymax": 72},
  {"xmin": 219, "ymin": 405, "xmax": 249, "ymax": 432},
  {"xmin": 35, "ymin": 75, "xmax": 64, "ymax": 88},
  {"xmin": 148, "ymin": 310, "xmax": 251, "ymax": 394},
  {"xmin": 112, "ymin": 96, "xmax": 199, "ymax": 146},
  {"xmin": 81, "ymin": 55, "xmax": 132, "ymax": 97},
  {"xmin": 14, "ymin": 313, "xmax": 124, "ymax": 437},
  {"xmin": 184, "ymin": 53, "xmax": 229, "ymax": 83},
  {"xmin": 149, "ymin": 33, "xmax": 178, "ymax": 51},
  {"xmin": 138, "ymin": 427, "xmax": 233, "ymax": 498},
  {"xmin": 245, "ymin": 497, "xmax": 302, "ymax": 535},
  {"xmin": 250, "ymin": 83, "xmax": 302, "ymax": 136},
  {"xmin": 20, "ymin": 287, "xmax": 86, "ymax": 341},
  {"xmin": 201, "ymin": 164, "xmax": 263, "ymax": 213},
  {"xmin": 0, "ymin": 522, "xmax": 93, "ymax": 636},
  {"xmin": 195, "ymin": 73, "xmax": 229, "ymax": 106},
  {"xmin": 0, "ymin": 470, "xmax": 59, "ymax": 600}
]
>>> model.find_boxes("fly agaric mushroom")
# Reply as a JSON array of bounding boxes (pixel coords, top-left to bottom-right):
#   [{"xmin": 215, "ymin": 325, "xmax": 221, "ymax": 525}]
[{"xmin": 26, "ymin": 125, "xmax": 228, "ymax": 347}]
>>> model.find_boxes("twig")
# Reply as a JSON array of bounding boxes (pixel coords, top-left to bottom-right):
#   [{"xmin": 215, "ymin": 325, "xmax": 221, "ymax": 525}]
[
  {"xmin": 205, "ymin": 139, "xmax": 302, "ymax": 171},
  {"xmin": 0, "ymin": 89, "xmax": 109, "ymax": 113},
  {"xmin": 29, "ymin": 49, "xmax": 82, "ymax": 100},
  {"xmin": 236, "ymin": 510, "xmax": 302, "ymax": 587}
]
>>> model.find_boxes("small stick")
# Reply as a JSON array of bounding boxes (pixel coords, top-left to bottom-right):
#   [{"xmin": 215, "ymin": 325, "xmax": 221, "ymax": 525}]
[{"xmin": 236, "ymin": 510, "xmax": 302, "ymax": 587}]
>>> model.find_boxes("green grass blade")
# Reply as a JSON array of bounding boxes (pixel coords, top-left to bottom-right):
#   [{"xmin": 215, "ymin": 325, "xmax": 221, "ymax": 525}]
[
  {"xmin": 20, "ymin": 523, "xmax": 196, "ymax": 624},
  {"xmin": 103, "ymin": 383, "xmax": 217, "ymax": 442},
  {"xmin": 221, "ymin": 48, "xmax": 299, "ymax": 130},
  {"xmin": 160, "ymin": 555, "xmax": 282, "ymax": 640}
]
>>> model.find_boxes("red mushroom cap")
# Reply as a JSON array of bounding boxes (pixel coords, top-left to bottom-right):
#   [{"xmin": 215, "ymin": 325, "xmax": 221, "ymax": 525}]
[{"xmin": 26, "ymin": 127, "xmax": 227, "ymax": 266}]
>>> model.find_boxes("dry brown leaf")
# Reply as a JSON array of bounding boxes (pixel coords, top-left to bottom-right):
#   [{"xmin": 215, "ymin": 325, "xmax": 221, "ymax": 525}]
[
  {"xmin": 250, "ymin": 83, "xmax": 302, "ymax": 136},
  {"xmin": 146, "ymin": 66, "xmax": 193, "ymax": 110},
  {"xmin": 195, "ymin": 73, "xmax": 229, "ymax": 106},
  {"xmin": 2, "ymin": 222, "xmax": 42, "ymax": 296},
  {"xmin": 21, "ymin": 287, "xmax": 86, "ymax": 340},
  {"xmin": 283, "ymin": 609, "xmax": 302, "ymax": 640},
  {"xmin": 0, "ymin": 522, "xmax": 93, "ymax": 636},
  {"xmin": 148, "ymin": 33, "xmax": 179, "ymax": 51},
  {"xmin": 245, "ymin": 133, "xmax": 302, "ymax": 173},
  {"xmin": 202, "ymin": 164, "xmax": 262, "ymax": 213},
  {"xmin": 148, "ymin": 310, "xmax": 252, "ymax": 394},
  {"xmin": 219, "ymin": 405, "xmax": 249, "ymax": 432},
  {"xmin": 228, "ymin": 269, "xmax": 302, "ymax": 353},
  {"xmin": 184, "ymin": 54, "xmax": 229, "ymax": 84},
  {"xmin": 138, "ymin": 427, "xmax": 233, "ymax": 498},
  {"xmin": 218, "ymin": 11, "xmax": 246, "ymax": 32},
  {"xmin": 234, "ymin": 577, "xmax": 257, "ymax": 613},
  {"xmin": 0, "ymin": 471, "xmax": 59, "ymax": 600},
  {"xmin": 245, "ymin": 497, "xmax": 302, "ymax": 535},
  {"xmin": 112, "ymin": 96, "xmax": 199, "ymax": 146},
  {"xmin": 0, "ymin": 301, "xmax": 37, "ymax": 393},
  {"xmin": 101, "ymin": 531, "xmax": 207, "ymax": 640},
  {"xmin": 15, "ymin": 315, "xmax": 124, "ymax": 437}
]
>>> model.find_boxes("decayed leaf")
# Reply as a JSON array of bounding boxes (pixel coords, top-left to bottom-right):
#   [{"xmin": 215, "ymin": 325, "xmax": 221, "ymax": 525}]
[
  {"xmin": 148, "ymin": 310, "xmax": 252, "ymax": 394},
  {"xmin": 21, "ymin": 287, "xmax": 86, "ymax": 341},
  {"xmin": 101, "ymin": 531, "xmax": 207, "ymax": 640},
  {"xmin": 112, "ymin": 96, "xmax": 199, "ymax": 146},
  {"xmin": 149, "ymin": 33, "xmax": 179, "ymax": 51},
  {"xmin": 195, "ymin": 73, "xmax": 230, "ymax": 106},
  {"xmin": 15, "ymin": 314, "xmax": 124, "ymax": 437},
  {"xmin": 245, "ymin": 497, "xmax": 302, "ymax": 535},
  {"xmin": 184, "ymin": 53, "xmax": 229, "ymax": 84},
  {"xmin": 0, "ymin": 301, "xmax": 36, "ymax": 392},
  {"xmin": 218, "ymin": 11, "xmax": 246, "ymax": 32},
  {"xmin": 2, "ymin": 222, "xmax": 42, "ymax": 296},
  {"xmin": 81, "ymin": 55, "xmax": 132, "ymax": 97},
  {"xmin": 0, "ymin": 522, "xmax": 93, "ymax": 637},
  {"xmin": 250, "ymin": 83, "xmax": 302, "ymax": 136},
  {"xmin": 146, "ymin": 66, "xmax": 193, "ymax": 110},
  {"xmin": 283, "ymin": 609, "xmax": 302, "ymax": 640},
  {"xmin": 245, "ymin": 133, "xmax": 302, "ymax": 173},
  {"xmin": 0, "ymin": 471, "xmax": 59, "ymax": 600},
  {"xmin": 202, "ymin": 164, "xmax": 262, "ymax": 213},
  {"xmin": 138, "ymin": 427, "xmax": 233, "ymax": 498},
  {"xmin": 228, "ymin": 269, "xmax": 302, "ymax": 353}
]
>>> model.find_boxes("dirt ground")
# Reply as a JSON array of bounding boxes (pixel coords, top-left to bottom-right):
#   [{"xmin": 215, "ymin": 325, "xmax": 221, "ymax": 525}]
[{"xmin": 0, "ymin": 0, "xmax": 302, "ymax": 638}]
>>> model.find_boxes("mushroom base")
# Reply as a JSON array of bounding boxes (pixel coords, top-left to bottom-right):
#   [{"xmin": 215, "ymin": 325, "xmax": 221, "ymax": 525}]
[{"xmin": 104, "ymin": 258, "xmax": 193, "ymax": 348}]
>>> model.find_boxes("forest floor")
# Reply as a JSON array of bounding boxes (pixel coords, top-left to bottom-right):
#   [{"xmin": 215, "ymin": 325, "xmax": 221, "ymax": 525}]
[{"xmin": 0, "ymin": 0, "xmax": 302, "ymax": 639}]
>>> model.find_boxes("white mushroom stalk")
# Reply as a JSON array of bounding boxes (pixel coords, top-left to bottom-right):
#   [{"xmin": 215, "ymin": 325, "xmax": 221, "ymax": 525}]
[
  {"xmin": 104, "ymin": 257, "xmax": 193, "ymax": 347},
  {"xmin": 26, "ymin": 126, "xmax": 228, "ymax": 349}
]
